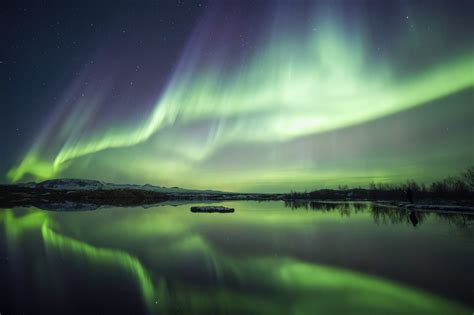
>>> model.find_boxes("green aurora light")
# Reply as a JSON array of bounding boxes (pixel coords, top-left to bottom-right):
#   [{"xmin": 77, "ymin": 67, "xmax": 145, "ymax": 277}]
[{"xmin": 6, "ymin": 2, "xmax": 474, "ymax": 192}]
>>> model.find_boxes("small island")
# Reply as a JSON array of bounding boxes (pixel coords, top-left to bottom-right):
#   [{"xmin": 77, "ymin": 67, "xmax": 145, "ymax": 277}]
[{"xmin": 190, "ymin": 206, "xmax": 235, "ymax": 213}]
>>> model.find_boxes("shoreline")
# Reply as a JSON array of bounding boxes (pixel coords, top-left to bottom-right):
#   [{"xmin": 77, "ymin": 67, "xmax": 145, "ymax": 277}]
[{"xmin": 1, "ymin": 184, "xmax": 473, "ymax": 213}]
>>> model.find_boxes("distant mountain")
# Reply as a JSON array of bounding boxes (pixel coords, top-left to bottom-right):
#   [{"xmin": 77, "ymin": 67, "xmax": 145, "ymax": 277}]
[
  {"xmin": 18, "ymin": 178, "xmax": 226, "ymax": 194},
  {"xmin": 30, "ymin": 179, "xmax": 105, "ymax": 190},
  {"xmin": 1, "ymin": 178, "xmax": 275, "ymax": 210}
]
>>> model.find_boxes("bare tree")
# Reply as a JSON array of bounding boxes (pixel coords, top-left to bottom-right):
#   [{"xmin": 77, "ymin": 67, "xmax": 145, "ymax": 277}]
[{"xmin": 462, "ymin": 166, "xmax": 474, "ymax": 191}]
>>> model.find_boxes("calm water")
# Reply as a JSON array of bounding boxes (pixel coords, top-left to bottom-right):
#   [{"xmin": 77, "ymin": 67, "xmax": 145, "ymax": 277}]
[{"xmin": 1, "ymin": 201, "xmax": 473, "ymax": 315}]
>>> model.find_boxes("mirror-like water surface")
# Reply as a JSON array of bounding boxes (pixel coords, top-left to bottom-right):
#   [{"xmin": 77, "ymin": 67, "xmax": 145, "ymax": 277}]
[{"xmin": 1, "ymin": 201, "xmax": 472, "ymax": 314}]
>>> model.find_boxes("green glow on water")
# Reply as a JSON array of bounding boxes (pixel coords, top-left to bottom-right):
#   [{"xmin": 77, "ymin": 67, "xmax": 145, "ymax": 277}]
[
  {"xmin": 169, "ymin": 256, "xmax": 468, "ymax": 315},
  {"xmin": 1, "ymin": 209, "xmax": 48, "ymax": 240},
  {"xmin": 0, "ymin": 203, "xmax": 471, "ymax": 314},
  {"xmin": 271, "ymin": 258, "xmax": 466, "ymax": 314},
  {"xmin": 41, "ymin": 221, "xmax": 159, "ymax": 314}
]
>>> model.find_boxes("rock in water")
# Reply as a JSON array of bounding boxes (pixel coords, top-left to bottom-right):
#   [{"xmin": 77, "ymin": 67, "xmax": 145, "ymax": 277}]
[{"xmin": 190, "ymin": 206, "xmax": 235, "ymax": 213}]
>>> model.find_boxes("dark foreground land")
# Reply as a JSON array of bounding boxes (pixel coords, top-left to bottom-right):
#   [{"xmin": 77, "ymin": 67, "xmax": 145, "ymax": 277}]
[
  {"xmin": 0, "ymin": 179, "xmax": 278, "ymax": 210},
  {"xmin": 0, "ymin": 178, "xmax": 473, "ymax": 212},
  {"xmin": 0, "ymin": 185, "xmax": 169, "ymax": 208}
]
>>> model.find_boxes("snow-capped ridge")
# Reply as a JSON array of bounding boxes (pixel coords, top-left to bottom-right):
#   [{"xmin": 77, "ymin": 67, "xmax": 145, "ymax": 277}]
[{"xmin": 25, "ymin": 178, "xmax": 226, "ymax": 194}]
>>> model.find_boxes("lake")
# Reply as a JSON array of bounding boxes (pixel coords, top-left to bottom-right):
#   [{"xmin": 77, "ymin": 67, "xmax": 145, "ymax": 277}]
[{"xmin": 1, "ymin": 201, "xmax": 472, "ymax": 314}]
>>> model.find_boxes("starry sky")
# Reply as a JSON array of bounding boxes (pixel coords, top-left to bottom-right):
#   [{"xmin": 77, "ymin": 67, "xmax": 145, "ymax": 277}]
[{"xmin": 1, "ymin": 0, "xmax": 473, "ymax": 192}]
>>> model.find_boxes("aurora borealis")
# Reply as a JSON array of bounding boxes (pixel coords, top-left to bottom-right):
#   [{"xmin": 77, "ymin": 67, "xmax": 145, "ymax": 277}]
[{"xmin": 2, "ymin": 1, "xmax": 473, "ymax": 192}]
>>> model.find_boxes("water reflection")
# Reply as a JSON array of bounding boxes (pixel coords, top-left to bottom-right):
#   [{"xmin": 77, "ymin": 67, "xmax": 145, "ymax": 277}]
[
  {"xmin": 1, "ymin": 202, "xmax": 473, "ymax": 315},
  {"xmin": 42, "ymin": 220, "xmax": 159, "ymax": 314},
  {"xmin": 283, "ymin": 200, "xmax": 473, "ymax": 228}
]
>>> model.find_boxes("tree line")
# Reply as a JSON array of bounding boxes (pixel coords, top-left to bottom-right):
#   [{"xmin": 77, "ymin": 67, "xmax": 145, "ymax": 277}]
[{"xmin": 285, "ymin": 166, "xmax": 474, "ymax": 202}]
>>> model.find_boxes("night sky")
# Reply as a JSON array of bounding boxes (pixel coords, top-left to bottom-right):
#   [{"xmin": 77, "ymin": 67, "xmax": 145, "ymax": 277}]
[{"xmin": 1, "ymin": 0, "xmax": 473, "ymax": 192}]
